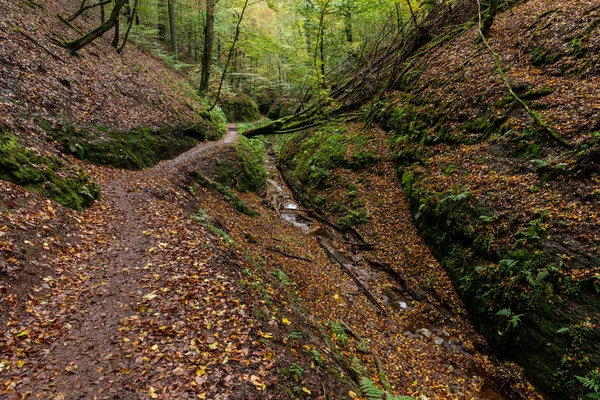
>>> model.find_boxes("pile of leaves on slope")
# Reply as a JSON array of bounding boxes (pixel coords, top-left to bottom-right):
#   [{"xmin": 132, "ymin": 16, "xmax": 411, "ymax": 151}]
[
  {"xmin": 0, "ymin": 0, "xmax": 226, "ymax": 187},
  {"xmin": 253, "ymin": 121, "xmax": 541, "ymax": 399},
  {"xmin": 365, "ymin": 0, "xmax": 599, "ymax": 397}
]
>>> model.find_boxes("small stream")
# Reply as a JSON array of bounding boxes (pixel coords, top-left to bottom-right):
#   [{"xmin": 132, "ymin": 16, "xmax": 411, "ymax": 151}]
[{"xmin": 262, "ymin": 144, "xmax": 413, "ymax": 314}]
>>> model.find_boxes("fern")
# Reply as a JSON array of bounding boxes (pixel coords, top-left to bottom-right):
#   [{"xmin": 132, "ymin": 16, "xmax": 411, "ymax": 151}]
[
  {"xmin": 495, "ymin": 308, "xmax": 511, "ymax": 317},
  {"xmin": 577, "ymin": 372, "xmax": 600, "ymax": 399},
  {"xmin": 359, "ymin": 377, "xmax": 416, "ymax": 400},
  {"xmin": 360, "ymin": 377, "xmax": 384, "ymax": 400}
]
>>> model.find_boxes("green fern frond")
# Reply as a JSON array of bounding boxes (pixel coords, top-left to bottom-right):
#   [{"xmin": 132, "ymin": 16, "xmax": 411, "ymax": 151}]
[{"xmin": 360, "ymin": 377, "xmax": 384, "ymax": 400}]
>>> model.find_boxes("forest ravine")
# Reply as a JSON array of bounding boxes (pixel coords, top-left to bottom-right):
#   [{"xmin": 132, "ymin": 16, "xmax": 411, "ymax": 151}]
[{"xmin": 2, "ymin": 0, "xmax": 599, "ymax": 398}]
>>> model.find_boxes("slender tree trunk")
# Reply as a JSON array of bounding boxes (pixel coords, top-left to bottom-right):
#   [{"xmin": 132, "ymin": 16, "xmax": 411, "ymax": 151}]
[
  {"xmin": 112, "ymin": 11, "xmax": 120, "ymax": 48},
  {"xmin": 344, "ymin": 12, "xmax": 352, "ymax": 44},
  {"xmin": 117, "ymin": 0, "xmax": 138, "ymax": 53},
  {"xmin": 158, "ymin": 0, "xmax": 167, "ymax": 41},
  {"xmin": 200, "ymin": 0, "xmax": 214, "ymax": 94},
  {"xmin": 168, "ymin": 0, "xmax": 177, "ymax": 57},
  {"xmin": 208, "ymin": 0, "xmax": 249, "ymax": 111},
  {"xmin": 101, "ymin": 3, "xmax": 105, "ymax": 23}
]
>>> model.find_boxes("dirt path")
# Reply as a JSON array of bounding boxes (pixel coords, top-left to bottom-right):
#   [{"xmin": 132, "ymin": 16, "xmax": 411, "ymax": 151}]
[{"xmin": 0, "ymin": 127, "xmax": 288, "ymax": 399}]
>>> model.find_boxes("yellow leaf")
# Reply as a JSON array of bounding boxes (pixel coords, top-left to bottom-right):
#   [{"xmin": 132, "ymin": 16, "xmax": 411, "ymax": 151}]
[
  {"xmin": 150, "ymin": 344, "xmax": 158, "ymax": 351},
  {"xmin": 17, "ymin": 360, "xmax": 26, "ymax": 368},
  {"xmin": 259, "ymin": 332, "xmax": 272, "ymax": 339},
  {"xmin": 196, "ymin": 366, "xmax": 207, "ymax": 376},
  {"xmin": 333, "ymin": 294, "xmax": 340, "ymax": 300},
  {"xmin": 302, "ymin": 387, "xmax": 311, "ymax": 394},
  {"xmin": 148, "ymin": 387, "xmax": 158, "ymax": 399},
  {"xmin": 208, "ymin": 342, "xmax": 218, "ymax": 350},
  {"xmin": 282, "ymin": 317, "xmax": 291, "ymax": 325}
]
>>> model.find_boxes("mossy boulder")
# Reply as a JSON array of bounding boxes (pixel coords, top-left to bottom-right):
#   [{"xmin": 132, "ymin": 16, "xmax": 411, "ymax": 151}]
[
  {"xmin": 219, "ymin": 93, "xmax": 260, "ymax": 123},
  {"xmin": 267, "ymin": 98, "xmax": 296, "ymax": 120},
  {"xmin": 213, "ymin": 135, "xmax": 266, "ymax": 193},
  {"xmin": 0, "ymin": 132, "xmax": 100, "ymax": 210},
  {"xmin": 46, "ymin": 121, "xmax": 210, "ymax": 170}
]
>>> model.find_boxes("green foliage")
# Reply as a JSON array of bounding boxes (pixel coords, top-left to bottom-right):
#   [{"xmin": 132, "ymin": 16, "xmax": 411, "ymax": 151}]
[
  {"xmin": 338, "ymin": 210, "xmax": 368, "ymax": 229},
  {"xmin": 327, "ymin": 320, "xmax": 348, "ymax": 345},
  {"xmin": 359, "ymin": 377, "xmax": 416, "ymax": 400},
  {"xmin": 576, "ymin": 371, "xmax": 600, "ymax": 399},
  {"xmin": 285, "ymin": 363, "xmax": 304, "ymax": 382},
  {"xmin": 0, "ymin": 132, "xmax": 100, "ymax": 210},
  {"xmin": 402, "ymin": 174, "xmax": 600, "ymax": 398}
]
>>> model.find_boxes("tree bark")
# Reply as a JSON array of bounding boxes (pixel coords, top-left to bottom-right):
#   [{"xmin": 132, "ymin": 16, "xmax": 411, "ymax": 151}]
[
  {"xmin": 117, "ymin": 0, "xmax": 138, "ymax": 53},
  {"xmin": 481, "ymin": 0, "xmax": 498, "ymax": 37},
  {"xmin": 199, "ymin": 0, "xmax": 214, "ymax": 94},
  {"xmin": 63, "ymin": 0, "xmax": 128, "ymax": 54},
  {"xmin": 168, "ymin": 0, "xmax": 178, "ymax": 57}
]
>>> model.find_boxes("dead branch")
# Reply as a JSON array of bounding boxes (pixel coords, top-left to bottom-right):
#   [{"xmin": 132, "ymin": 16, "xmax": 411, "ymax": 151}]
[
  {"xmin": 318, "ymin": 239, "xmax": 387, "ymax": 317},
  {"xmin": 340, "ymin": 320, "xmax": 392, "ymax": 392},
  {"xmin": 68, "ymin": 0, "xmax": 112, "ymax": 21},
  {"xmin": 265, "ymin": 247, "xmax": 313, "ymax": 263},
  {"xmin": 11, "ymin": 23, "xmax": 65, "ymax": 62}
]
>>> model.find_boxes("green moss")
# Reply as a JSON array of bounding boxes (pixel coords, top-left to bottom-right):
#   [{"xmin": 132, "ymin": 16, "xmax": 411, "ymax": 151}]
[
  {"xmin": 0, "ymin": 132, "xmax": 100, "ymax": 210},
  {"xmin": 212, "ymin": 135, "xmax": 266, "ymax": 194},
  {"xmin": 220, "ymin": 93, "xmax": 260, "ymax": 123},
  {"xmin": 402, "ymin": 173, "xmax": 600, "ymax": 398},
  {"xmin": 46, "ymin": 121, "xmax": 210, "ymax": 170}
]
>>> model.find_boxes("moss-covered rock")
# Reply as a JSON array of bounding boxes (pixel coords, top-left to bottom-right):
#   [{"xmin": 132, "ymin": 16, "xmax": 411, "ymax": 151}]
[
  {"xmin": 219, "ymin": 93, "xmax": 260, "ymax": 123},
  {"xmin": 213, "ymin": 135, "xmax": 266, "ymax": 193},
  {"xmin": 267, "ymin": 98, "xmax": 296, "ymax": 120},
  {"xmin": 0, "ymin": 132, "xmax": 100, "ymax": 210},
  {"xmin": 46, "ymin": 121, "xmax": 213, "ymax": 170}
]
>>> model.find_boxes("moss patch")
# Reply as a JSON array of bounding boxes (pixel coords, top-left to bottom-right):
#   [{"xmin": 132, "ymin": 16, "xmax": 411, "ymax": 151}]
[
  {"xmin": 46, "ymin": 121, "xmax": 213, "ymax": 170},
  {"xmin": 212, "ymin": 135, "xmax": 266, "ymax": 194},
  {"xmin": 0, "ymin": 132, "xmax": 100, "ymax": 210},
  {"xmin": 219, "ymin": 93, "xmax": 260, "ymax": 123}
]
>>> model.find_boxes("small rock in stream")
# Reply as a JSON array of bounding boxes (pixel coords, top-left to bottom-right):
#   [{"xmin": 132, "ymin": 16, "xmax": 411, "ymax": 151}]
[
  {"xmin": 418, "ymin": 328, "xmax": 433, "ymax": 339},
  {"xmin": 433, "ymin": 336, "xmax": 444, "ymax": 346}
]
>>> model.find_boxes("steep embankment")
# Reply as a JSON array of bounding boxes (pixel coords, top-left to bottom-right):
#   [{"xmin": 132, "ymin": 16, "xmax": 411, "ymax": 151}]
[
  {"xmin": 278, "ymin": 0, "xmax": 599, "ymax": 398},
  {"xmin": 0, "ymin": 0, "xmax": 225, "ymax": 283}
]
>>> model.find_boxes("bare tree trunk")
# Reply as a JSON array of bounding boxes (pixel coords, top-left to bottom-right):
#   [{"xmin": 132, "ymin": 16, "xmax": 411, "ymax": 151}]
[
  {"xmin": 117, "ymin": 0, "xmax": 138, "ymax": 53},
  {"xmin": 168, "ymin": 0, "xmax": 177, "ymax": 58},
  {"xmin": 112, "ymin": 10, "xmax": 120, "ymax": 48},
  {"xmin": 199, "ymin": 0, "xmax": 214, "ymax": 94}
]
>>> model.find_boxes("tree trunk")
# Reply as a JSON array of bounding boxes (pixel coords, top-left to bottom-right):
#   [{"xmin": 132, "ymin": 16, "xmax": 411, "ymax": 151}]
[
  {"xmin": 63, "ymin": 0, "xmax": 128, "ymax": 54},
  {"xmin": 112, "ymin": 11, "xmax": 120, "ymax": 48},
  {"xmin": 158, "ymin": 0, "xmax": 167, "ymax": 41},
  {"xmin": 168, "ymin": 0, "xmax": 177, "ymax": 57},
  {"xmin": 482, "ymin": 0, "xmax": 498, "ymax": 37},
  {"xmin": 199, "ymin": 0, "xmax": 214, "ymax": 94},
  {"xmin": 344, "ymin": 12, "xmax": 352, "ymax": 44}
]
